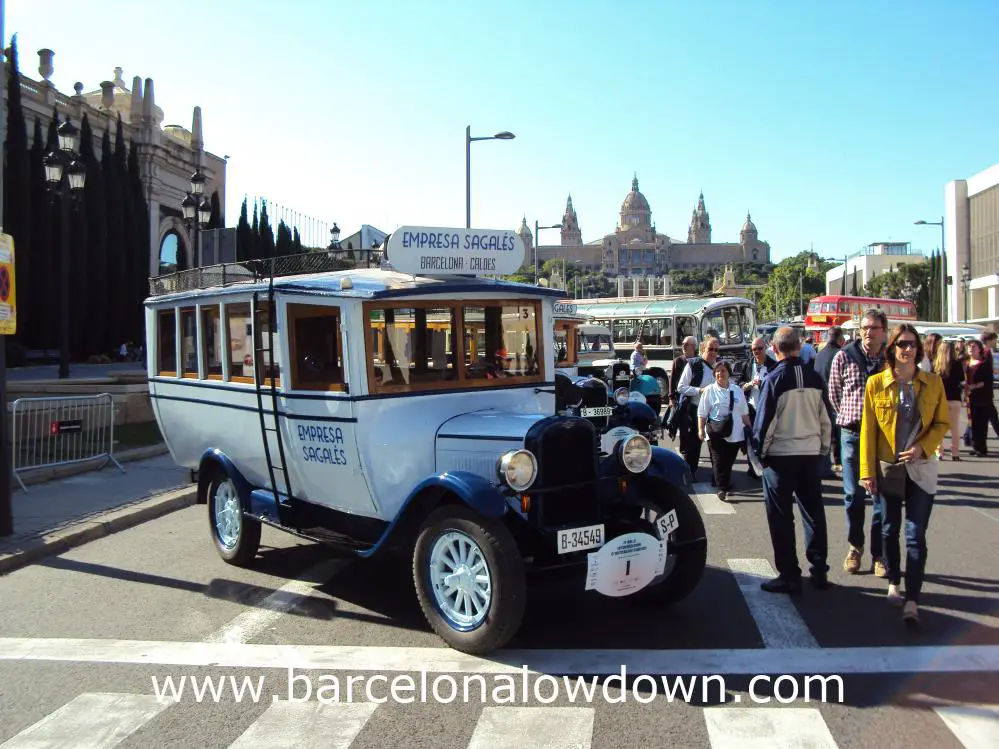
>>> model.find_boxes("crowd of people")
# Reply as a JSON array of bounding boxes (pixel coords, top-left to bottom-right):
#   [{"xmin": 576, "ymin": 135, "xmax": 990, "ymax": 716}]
[{"xmin": 658, "ymin": 311, "xmax": 996, "ymax": 625}]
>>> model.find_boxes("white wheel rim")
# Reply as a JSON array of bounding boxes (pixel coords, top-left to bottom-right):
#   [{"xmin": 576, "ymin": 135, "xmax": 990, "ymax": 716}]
[
  {"xmin": 214, "ymin": 480, "xmax": 241, "ymax": 549},
  {"xmin": 428, "ymin": 530, "xmax": 492, "ymax": 631}
]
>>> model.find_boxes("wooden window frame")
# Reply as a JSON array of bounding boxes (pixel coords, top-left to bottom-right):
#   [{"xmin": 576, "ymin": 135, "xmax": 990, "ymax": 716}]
[
  {"xmin": 287, "ymin": 302, "xmax": 347, "ymax": 392},
  {"xmin": 362, "ymin": 299, "xmax": 544, "ymax": 395},
  {"xmin": 179, "ymin": 307, "xmax": 199, "ymax": 379},
  {"xmin": 225, "ymin": 302, "xmax": 255, "ymax": 384},
  {"xmin": 554, "ymin": 321, "xmax": 578, "ymax": 367},
  {"xmin": 200, "ymin": 304, "xmax": 224, "ymax": 381},
  {"xmin": 157, "ymin": 308, "xmax": 177, "ymax": 377}
]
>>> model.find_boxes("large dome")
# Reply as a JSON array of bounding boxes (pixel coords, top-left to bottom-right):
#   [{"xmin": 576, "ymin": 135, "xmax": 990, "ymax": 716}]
[{"xmin": 621, "ymin": 175, "xmax": 650, "ymax": 213}]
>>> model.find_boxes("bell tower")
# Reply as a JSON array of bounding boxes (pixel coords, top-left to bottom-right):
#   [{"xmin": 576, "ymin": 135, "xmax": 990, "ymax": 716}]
[
  {"xmin": 687, "ymin": 191, "xmax": 711, "ymax": 243},
  {"xmin": 561, "ymin": 194, "xmax": 582, "ymax": 246}
]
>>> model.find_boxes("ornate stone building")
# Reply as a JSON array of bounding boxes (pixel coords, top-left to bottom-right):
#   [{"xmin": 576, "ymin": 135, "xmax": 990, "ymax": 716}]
[
  {"xmin": 13, "ymin": 48, "xmax": 227, "ymax": 276},
  {"xmin": 527, "ymin": 175, "xmax": 771, "ymax": 276}
]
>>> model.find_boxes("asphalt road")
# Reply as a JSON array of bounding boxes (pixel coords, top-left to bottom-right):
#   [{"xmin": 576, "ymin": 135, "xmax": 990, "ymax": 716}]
[{"xmin": 1, "ymin": 442, "xmax": 997, "ymax": 748}]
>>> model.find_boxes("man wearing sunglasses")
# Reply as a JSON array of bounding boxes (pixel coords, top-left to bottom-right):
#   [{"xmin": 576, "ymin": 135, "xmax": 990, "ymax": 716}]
[
  {"xmin": 675, "ymin": 336, "xmax": 721, "ymax": 479},
  {"xmin": 828, "ymin": 309, "xmax": 888, "ymax": 577}
]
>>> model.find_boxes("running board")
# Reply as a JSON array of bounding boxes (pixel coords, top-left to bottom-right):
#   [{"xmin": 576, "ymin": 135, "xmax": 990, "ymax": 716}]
[
  {"xmin": 249, "ymin": 488, "xmax": 290, "ymax": 523},
  {"xmin": 247, "ymin": 489, "xmax": 375, "ymax": 553}
]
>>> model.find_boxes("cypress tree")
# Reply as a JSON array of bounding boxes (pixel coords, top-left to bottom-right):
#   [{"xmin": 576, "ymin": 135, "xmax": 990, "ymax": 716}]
[
  {"xmin": 102, "ymin": 127, "xmax": 124, "ymax": 353},
  {"xmin": 251, "ymin": 200, "xmax": 259, "ymax": 261},
  {"xmin": 209, "ymin": 190, "xmax": 222, "ymax": 228},
  {"xmin": 292, "ymin": 227, "xmax": 303, "ymax": 254},
  {"xmin": 258, "ymin": 200, "xmax": 275, "ymax": 258},
  {"xmin": 3, "ymin": 35, "xmax": 32, "ymax": 349},
  {"xmin": 80, "ymin": 114, "xmax": 107, "ymax": 359},
  {"xmin": 28, "ymin": 117, "xmax": 51, "ymax": 350},
  {"xmin": 236, "ymin": 197, "xmax": 252, "ymax": 262},
  {"xmin": 275, "ymin": 220, "xmax": 292, "ymax": 256},
  {"xmin": 115, "ymin": 116, "xmax": 138, "ymax": 346},
  {"xmin": 128, "ymin": 140, "xmax": 150, "ymax": 343}
]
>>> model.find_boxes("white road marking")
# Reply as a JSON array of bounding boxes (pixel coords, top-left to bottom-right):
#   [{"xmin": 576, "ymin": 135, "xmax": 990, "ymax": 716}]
[
  {"xmin": 933, "ymin": 704, "xmax": 999, "ymax": 749},
  {"xmin": 726, "ymin": 559, "xmax": 818, "ymax": 649},
  {"xmin": 467, "ymin": 707, "xmax": 594, "ymax": 749},
  {"xmin": 968, "ymin": 505, "xmax": 999, "ymax": 525},
  {"xmin": 205, "ymin": 558, "xmax": 347, "ymax": 644},
  {"xmin": 692, "ymin": 483, "xmax": 736, "ymax": 514},
  {"xmin": 0, "ymin": 692, "xmax": 169, "ymax": 749},
  {"xmin": 2, "ymin": 637, "xmax": 999, "ymax": 676},
  {"xmin": 228, "ymin": 701, "xmax": 378, "ymax": 749},
  {"xmin": 703, "ymin": 706, "xmax": 837, "ymax": 749}
]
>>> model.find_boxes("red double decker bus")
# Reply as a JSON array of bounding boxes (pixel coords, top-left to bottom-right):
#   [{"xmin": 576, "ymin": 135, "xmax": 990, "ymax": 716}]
[{"xmin": 805, "ymin": 295, "xmax": 916, "ymax": 343}]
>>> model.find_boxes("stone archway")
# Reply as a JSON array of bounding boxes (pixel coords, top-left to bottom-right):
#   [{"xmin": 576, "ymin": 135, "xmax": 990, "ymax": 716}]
[{"xmin": 156, "ymin": 216, "xmax": 192, "ymax": 274}]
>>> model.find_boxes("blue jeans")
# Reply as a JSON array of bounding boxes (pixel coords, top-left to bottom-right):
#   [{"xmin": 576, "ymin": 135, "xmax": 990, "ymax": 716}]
[
  {"xmin": 840, "ymin": 429, "xmax": 883, "ymax": 558},
  {"xmin": 762, "ymin": 455, "xmax": 829, "ymax": 580},
  {"xmin": 880, "ymin": 475, "xmax": 934, "ymax": 603}
]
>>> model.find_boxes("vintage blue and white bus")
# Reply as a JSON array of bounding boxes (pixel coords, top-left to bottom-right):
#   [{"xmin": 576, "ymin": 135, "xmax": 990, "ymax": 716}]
[{"xmin": 144, "ymin": 227, "xmax": 708, "ymax": 655}]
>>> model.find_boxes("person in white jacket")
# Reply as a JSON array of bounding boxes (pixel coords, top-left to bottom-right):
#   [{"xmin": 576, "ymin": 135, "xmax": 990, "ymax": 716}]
[{"xmin": 675, "ymin": 337, "xmax": 720, "ymax": 479}]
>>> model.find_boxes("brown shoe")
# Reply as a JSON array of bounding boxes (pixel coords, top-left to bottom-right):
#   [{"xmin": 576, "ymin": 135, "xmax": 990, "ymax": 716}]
[
  {"xmin": 873, "ymin": 558, "xmax": 888, "ymax": 578},
  {"xmin": 844, "ymin": 546, "xmax": 862, "ymax": 574}
]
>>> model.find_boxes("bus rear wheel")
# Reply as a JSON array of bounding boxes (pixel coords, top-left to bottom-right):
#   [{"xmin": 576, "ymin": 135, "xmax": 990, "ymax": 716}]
[{"xmin": 208, "ymin": 474, "xmax": 260, "ymax": 566}]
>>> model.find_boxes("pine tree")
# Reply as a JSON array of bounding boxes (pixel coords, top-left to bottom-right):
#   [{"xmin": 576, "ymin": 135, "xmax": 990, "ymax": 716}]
[
  {"xmin": 251, "ymin": 200, "xmax": 259, "ymax": 261},
  {"xmin": 3, "ymin": 35, "xmax": 33, "ymax": 350},
  {"xmin": 292, "ymin": 227, "xmax": 303, "ymax": 254}
]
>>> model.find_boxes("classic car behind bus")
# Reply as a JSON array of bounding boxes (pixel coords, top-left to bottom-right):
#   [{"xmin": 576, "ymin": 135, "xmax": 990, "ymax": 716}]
[{"xmin": 145, "ymin": 227, "xmax": 708, "ymax": 655}]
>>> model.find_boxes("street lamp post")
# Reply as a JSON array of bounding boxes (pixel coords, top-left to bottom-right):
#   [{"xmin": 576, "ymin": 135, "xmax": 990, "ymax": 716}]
[
  {"xmin": 961, "ymin": 263, "xmax": 971, "ymax": 322},
  {"xmin": 44, "ymin": 116, "xmax": 87, "ymax": 379},
  {"xmin": 534, "ymin": 222, "xmax": 562, "ymax": 285},
  {"xmin": 182, "ymin": 169, "xmax": 211, "ymax": 267},
  {"xmin": 915, "ymin": 217, "xmax": 945, "ymax": 321},
  {"xmin": 465, "ymin": 126, "xmax": 515, "ymax": 228},
  {"xmin": 327, "ymin": 222, "xmax": 341, "ymax": 261}
]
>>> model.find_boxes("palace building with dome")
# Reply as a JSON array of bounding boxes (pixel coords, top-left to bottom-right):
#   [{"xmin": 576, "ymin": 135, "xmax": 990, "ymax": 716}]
[{"xmin": 518, "ymin": 176, "xmax": 771, "ymax": 277}]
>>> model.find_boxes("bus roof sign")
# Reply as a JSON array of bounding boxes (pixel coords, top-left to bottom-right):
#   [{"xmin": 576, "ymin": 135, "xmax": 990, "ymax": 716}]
[{"xmin": 387, "ymin": 227, "xmax": 525, "ymax": 277}]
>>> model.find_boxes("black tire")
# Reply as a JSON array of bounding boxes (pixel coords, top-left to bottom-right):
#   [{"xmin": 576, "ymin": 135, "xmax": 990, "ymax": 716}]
[
  {"xmin": 413, "ymin": 504, "xmax": 526, "ymax": 655},
  {"xmin": 621, "ymin": 480, "xmax": 707, "ymax": 606},
  {"xmin": 207, "ymin": 473, "xmax": 261, "ymax": 566}
]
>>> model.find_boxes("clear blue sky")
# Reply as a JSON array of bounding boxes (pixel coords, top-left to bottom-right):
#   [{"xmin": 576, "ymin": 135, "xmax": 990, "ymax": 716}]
[{"xmin": 6, "ymin": 0, "xmax": 998, "ymax": 262}]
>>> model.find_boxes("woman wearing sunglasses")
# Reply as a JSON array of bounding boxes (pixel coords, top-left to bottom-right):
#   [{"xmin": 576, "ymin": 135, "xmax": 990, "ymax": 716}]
[{"xmin": 859, "ymin": 324, "xmax": 949, "ymax": 625}]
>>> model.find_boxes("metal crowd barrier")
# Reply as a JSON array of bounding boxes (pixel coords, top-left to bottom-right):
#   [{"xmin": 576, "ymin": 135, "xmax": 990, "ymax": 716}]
[{"xmin": 11, "ymin": 393, "xmax": 126, "ymax": 492}]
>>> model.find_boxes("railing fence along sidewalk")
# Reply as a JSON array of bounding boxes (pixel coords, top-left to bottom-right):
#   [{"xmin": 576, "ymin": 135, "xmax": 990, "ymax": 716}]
[{"xmin": 10, "ymin": 394, "xmax": 125, "ymax": 492}]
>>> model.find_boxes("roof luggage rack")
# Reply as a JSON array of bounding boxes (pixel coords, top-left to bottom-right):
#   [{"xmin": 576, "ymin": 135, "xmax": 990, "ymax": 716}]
[{"xmin": 147, "ymin": 251, "xmax": 356, "ymax": 296}]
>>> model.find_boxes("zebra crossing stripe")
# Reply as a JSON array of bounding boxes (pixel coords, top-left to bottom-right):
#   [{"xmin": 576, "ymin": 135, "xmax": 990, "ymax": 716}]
[
  {"xmin": 727, "ymin": 559, "xmax": 819, "ymax": 649},
  {"xmin": 932, "ymin": 704, "xmax": 999, "ymax": 749},
  {"xmin": 703, "ymin": 706, "xmax": 837, "ymax": 749},
  {"xmin": 227, "ymin": 701, "xmax": 378, "ymax": 749},
  {"xmin": 467, "ymin": 707, "xmax": 594, "ymax": 749},
  {"xmin": 0, "ymin": 692, "xmax": 169, "ymax": 749}
]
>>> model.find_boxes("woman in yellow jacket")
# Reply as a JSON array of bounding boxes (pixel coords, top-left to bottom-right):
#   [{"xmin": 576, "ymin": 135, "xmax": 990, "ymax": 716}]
[{"xmin": 859, "ymin": 323, "xmax": 950, "ymax": 625}]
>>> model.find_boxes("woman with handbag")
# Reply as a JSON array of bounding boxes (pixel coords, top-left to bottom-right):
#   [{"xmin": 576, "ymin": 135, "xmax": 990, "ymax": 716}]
[
  {"xmin": 859, "ymin": 324, "xmax": 950, "ymax": 625},
  {"xmin": 697, "ymin": 360, "xmax": 751, "ymax": 500}
]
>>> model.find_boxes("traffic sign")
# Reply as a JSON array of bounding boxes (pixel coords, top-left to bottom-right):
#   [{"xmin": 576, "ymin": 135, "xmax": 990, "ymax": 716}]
[{"xmin": 0, "ymin": 233, "xmax": 16, "ymax": 335}]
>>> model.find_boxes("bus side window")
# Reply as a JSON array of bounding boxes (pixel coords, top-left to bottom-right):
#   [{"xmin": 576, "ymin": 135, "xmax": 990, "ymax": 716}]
[
  {"xmin": 226, "ymin": 303, "xmax": 254, "ymax": 382},
  {"xmin": 201, "ymin": 305, "xmax": 223, "ymax": 379},
  {"xmin": 158, "ymin": 309, "xmax": 177, "ymax": 376},
  {"xmin": 180, "ymin": 307, "xmax": 198, "ymax": 378},
  {"xmin": 288, "ymin": 303, "xmax": 345, "ymax": 391}
]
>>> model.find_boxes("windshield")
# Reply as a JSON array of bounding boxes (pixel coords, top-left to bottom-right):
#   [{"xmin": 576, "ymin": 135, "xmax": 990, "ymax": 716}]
[
  {"xmin": 578, "ymin": 332, "xmax": 612, "ymax": 353},
  {"xmin": 701, "ymin": 306, "xmax": 746, "ymax": 345}
]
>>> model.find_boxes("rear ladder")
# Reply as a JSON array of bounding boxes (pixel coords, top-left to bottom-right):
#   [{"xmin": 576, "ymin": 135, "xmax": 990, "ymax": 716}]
[{"xmin": 253, "ymin": 274, "xmax": 293, "ymax": 518}]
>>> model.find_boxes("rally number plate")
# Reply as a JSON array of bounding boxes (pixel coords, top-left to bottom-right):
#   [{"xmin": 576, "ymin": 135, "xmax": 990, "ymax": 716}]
[
  {"xmin": 655, "ymin": 509, "xmax": 679, "ymax": 539},
  {"xmin": 557, "ymin": 524, "xmax": 605, "ymax": 554},
  {"xmin": 581, "ymin": 406, "xmax": 613, "ymax": 417}
]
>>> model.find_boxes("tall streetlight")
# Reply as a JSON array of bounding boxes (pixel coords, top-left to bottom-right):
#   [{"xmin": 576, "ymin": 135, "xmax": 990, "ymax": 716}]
[
  {"xmin": 44, "ymin": 116, "xmax": 87, "ymax": 379},
  {"xmin": 915, "ymin": 217, "xmax": 945, "ymax": 321},
  {"xmin": 466, "ymin": 126, "xmax": 515, "ymax": 228},
  {"xmin": 182, "ymin": 169, "xmax": 211, "ymax": 267},
  {"xmin": 534, "ymin": 222, "xmax": 562, "ymax": 284}
]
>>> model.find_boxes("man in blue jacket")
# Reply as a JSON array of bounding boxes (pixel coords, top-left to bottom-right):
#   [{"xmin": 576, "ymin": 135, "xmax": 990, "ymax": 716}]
[{"xmin": 752, "ymin": 327, "xmax": 832, "ymax": 594}]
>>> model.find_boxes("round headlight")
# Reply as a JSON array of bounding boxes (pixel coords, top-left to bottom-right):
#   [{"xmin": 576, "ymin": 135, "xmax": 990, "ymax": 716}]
[
  {"xmin": 497, "ymin": 449, "xmax": 538, "ymax": 491},
  {"xmin": 614, "ymin": 387, "xmax": 630, "ymax": 406},
  {"xmin": 620, "ymin": 434, "xmax": 652, "ymax": 473}
]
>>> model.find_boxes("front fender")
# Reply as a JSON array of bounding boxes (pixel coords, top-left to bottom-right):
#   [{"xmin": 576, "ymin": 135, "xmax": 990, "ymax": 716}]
[
  {"xmin": 358, "ymin": 471, "xmax": 508, "ymax": 558},
  {"xmin": 197, "ymin": 448, "xmax": 254, "ymax": 506},
  {"xmin": 645, "ymin": 446, "xmax": 694, "ymax": 492}
]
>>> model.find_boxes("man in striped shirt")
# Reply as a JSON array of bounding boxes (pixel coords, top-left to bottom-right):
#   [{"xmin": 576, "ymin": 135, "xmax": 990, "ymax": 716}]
[{"xmin": 828, "ymin": 308, "xmax": 887, "ymax": 576}]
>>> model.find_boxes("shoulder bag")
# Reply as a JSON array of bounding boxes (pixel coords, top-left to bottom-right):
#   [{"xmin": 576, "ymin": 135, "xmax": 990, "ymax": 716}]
[{"xmin": 706, "ymin": 389, "xmax": 735, "ymax": 439}]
